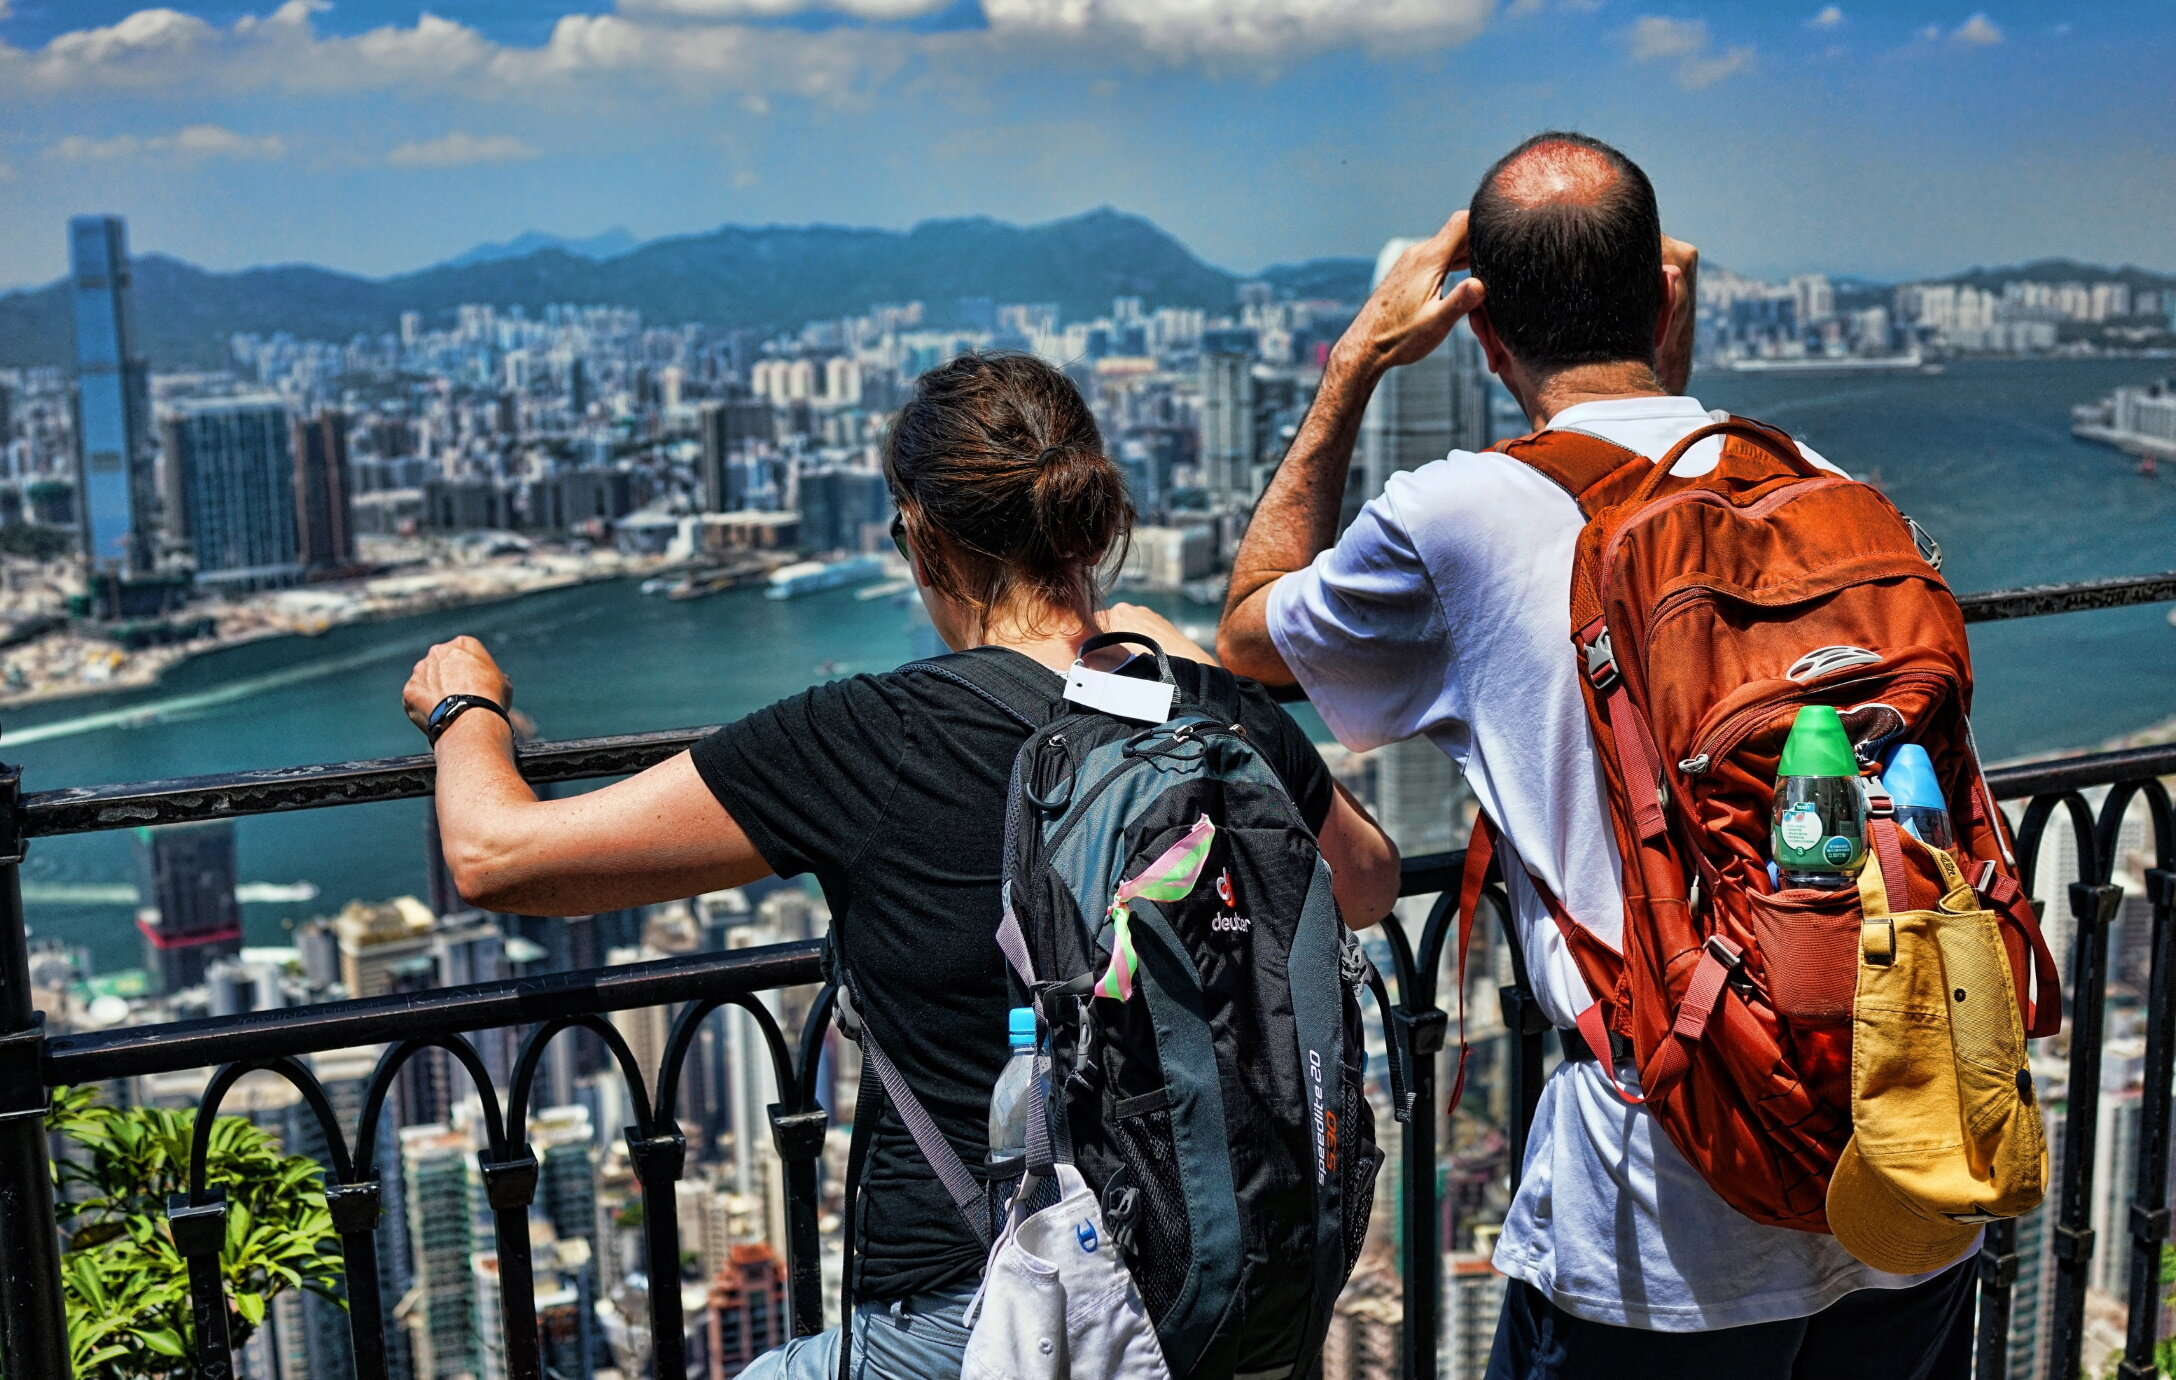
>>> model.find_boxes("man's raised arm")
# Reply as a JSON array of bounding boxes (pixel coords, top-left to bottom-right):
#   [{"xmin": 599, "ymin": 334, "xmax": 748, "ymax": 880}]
[{"xmin": 1218, "ymin": 213, "xmax": 1485, "ymax": 684}]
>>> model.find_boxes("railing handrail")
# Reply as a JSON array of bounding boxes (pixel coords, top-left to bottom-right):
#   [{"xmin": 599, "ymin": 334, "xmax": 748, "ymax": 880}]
[
  {"xmin": 41, "ymin": 937, "xmax": 828, "ymax": 1086},
  {"xmin": 1955, "ymin": 569, "xmax": 2176, "ymax": 623},
  {"xmin": 1984, "ymin": 741, "xmax": 2176, "ymax": 800}
]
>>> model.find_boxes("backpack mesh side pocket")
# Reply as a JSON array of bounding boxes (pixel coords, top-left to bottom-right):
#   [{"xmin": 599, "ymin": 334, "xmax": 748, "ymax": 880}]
[
  {"xmin": 1338, "ymin": 1059, "xmax": 1381, "ymax": 1278},
  {"xmin": 1110, "ymin": 1101, "xmax": 1193, "ymax": 1325}
]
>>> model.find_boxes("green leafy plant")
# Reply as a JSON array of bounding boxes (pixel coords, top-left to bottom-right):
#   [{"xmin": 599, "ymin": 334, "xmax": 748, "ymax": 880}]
[{"xmin": 48, "ymin": 1085, "xmax": 346, "ymax": 1378}]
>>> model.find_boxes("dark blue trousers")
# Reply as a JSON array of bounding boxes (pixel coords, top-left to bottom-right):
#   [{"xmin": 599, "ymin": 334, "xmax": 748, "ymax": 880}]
[{"xmin": 1485, "ymin": 1259, "xmax": 1976, "ymax": 1380}]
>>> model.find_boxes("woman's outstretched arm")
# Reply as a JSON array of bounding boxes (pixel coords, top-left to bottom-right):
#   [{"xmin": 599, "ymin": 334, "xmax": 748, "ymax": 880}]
[{"xmin": 404, "ymin": 637, "xmax": 774, "ymax": 916}]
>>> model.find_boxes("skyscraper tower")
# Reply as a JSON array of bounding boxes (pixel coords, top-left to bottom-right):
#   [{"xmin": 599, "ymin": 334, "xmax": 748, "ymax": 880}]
[
  {"xmin": 1197, "ymin": 350, "xmax": 1257, "ymax": 506},
  {"xmin": 400, "ymin": 1124, "xmax": 480, "ymax": 1380},
  {"xmin": 293, "ymin": 409, "xmax": 356, "ymax": 575},
  {"xmin": 69, "ymin": 215, "xmax": 155, "ymax": 578},
  {"xmin": 1347, "ymin": 237, "xmax": 1491, "ymax": 529},
  {"xmin": 697, "ymin": 399, "xmax": 772, "ymax": 514},
  {"xmin": 164, "ymin": 396, "xmax": 301, "ymax": 589},
  {"xmin": 134, "ymin": 820, "xmax": 243, "ymax": 994}
]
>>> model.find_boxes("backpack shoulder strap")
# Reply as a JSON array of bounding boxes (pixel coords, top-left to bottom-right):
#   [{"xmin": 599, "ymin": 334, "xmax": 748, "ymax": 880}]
[
  {"xmin": 1179, "ymin": 659, "xmax": 1245, "ymax": 726},
  {"xmin": 1491, "ymin": 428, "xmax": 1652, "ymax": 517},
  {"xmin": 828, "ymin": 953, "xmax": 993, "ymax": 1246},
  {"xmin": 899, "ymin": 648, "xmax": 1059, "ymax": 730}
]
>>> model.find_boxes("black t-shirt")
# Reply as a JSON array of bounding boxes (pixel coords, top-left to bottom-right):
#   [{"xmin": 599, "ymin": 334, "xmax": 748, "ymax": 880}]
[{"xmin": 691, "ymin": 645, "xmax": 1334, "ymax": 1300}]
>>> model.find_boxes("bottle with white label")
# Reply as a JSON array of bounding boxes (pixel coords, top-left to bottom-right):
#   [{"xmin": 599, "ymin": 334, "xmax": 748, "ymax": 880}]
[{"xmin": 1772, "ymin": 705, "xmax": 1868, "ymax": 890}]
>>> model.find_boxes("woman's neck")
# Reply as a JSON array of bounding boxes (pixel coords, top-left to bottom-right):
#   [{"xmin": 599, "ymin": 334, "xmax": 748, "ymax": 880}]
[
  {"xmin": 969, "ymin": 601, "xmax": 1113, "ymax": 675},
  {"xmin": 979, "ymin": 605, "xmax": 1096, "ymax": 670}
]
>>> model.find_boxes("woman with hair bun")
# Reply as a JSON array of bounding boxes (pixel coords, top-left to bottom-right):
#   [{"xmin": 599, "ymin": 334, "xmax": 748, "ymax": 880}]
[{"xmin": 401, "ymin": 351, "xmax": 1400, "ymax": 1379}]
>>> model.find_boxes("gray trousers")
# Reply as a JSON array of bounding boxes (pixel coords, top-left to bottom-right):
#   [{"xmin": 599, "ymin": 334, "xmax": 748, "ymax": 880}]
[{"xmin": 739, "ymin": 1282, "xmax": 976, "ymax": 1380}]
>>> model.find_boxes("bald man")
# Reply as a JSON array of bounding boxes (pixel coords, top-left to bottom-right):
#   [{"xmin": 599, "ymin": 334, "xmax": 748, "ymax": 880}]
[{"xmin": 1220, "ymin": 132, "xmax": 1977, "ymax": 1378}]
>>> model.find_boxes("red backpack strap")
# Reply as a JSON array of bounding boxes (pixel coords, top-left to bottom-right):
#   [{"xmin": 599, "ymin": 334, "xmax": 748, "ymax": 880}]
[
  {"xmin": 1454, "ymin": 813, "xmax": 1656, "ymax": 1108},
  {"xmin": 1445, "ymin": 819, "xmax": 1495, "ymax": 1116},
  {"xmin": 1492, "ymin": 429, "xmax": 1651, "ymax": 518}
]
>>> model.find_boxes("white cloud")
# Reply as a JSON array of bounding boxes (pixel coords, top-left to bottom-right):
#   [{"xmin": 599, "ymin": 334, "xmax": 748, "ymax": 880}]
[
  {"xmin": 49, "ymin": 123, "xmax": 287, "ymax": 161},
  {"xmin": 385, "ymin": 132, "xmax": 541, "ymax": 167},
  {"xmin": 1679, "ymin": 44, "xmax": 1752, "ymax": 87},
  {"xmin": 978, "ymin": 0, "xmax": 1492, "ymax": 61},
  {"xmin": 1915, "ymin": 23, "xmax": 1941, "ymax": 40},
  {"xmin": 1626, "ymin": 15, "xmax": 1755, "ymax": 88},
  {"xmin": 0, "ymin": 0, "xmax": 1499, "ymax": 105},
  {"xmin": 1627, "ymin": 14, "xmax": 1706, "ymax": 60},
  {"xmin": 1951, "ymin": 12, "xmax": 2001, "ymax": 45},
  {"xmin": 1806, "ymin": 6, "xmax": 1844, "ymax": 29},
  {"xmin": 619, "ymin": 0, "xmax": 951, "ymax": 17}
]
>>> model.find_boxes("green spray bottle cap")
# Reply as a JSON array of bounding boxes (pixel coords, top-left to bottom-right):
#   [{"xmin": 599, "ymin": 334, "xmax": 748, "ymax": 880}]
[{"xmin": 1777, "ymin": 705, "xmax": 1858, "ymax": 778}]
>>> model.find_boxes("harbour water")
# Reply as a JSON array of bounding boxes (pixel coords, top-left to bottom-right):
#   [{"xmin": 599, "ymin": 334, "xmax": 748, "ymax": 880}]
[{"xmin": 7, "ymin": 356, "xmax": 2174, "ymax": 971}]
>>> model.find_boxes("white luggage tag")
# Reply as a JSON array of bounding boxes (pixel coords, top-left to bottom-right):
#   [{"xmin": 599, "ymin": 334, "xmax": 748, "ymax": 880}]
[{"xmin": 1063, "ymin": 658, "xmax": 1174, "ymax": 725}]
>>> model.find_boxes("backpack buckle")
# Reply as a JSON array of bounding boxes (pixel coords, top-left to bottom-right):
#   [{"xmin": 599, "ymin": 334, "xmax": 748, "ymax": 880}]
[
  {"xmin": 1580, "ymin": 626, "xmax": 1621, "ymax": 692},
  {"xmin": 1703, "ymin": 934, "xmax": 1745, "ymax": 971}
]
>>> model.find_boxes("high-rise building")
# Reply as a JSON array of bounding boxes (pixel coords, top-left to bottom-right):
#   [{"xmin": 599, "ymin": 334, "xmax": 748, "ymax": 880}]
[
  {"xmin": 473, "ymin": 1237, "xmax": 589, "ymax": 1380},
  {"xmin": 1198, "ymin": 351, "xmax": 1257, "ymax": 504},
  {"xmin": 292, "ymin": 409, "xmax": 356, "ymax": 575},
  {"xmin": 68, "ymin": 215, "xmax": 156, "ymax": 578},
  {"xmin": 1444, "ymin": 1242, "xmax": 1507, "ymax": 1379},
  {"xmin": 1319, "ymin": 1259, "xmax": 1400, "ymax": 1380},
  {"xmin": 401, "ymin": 1123, "xmax": 480, "ymax": 1380},
  {"xmin": 435, "ymin": 911, "xmax": 514, "ymax": 1085},
  {"xmin": 334, "ymin": 896, "xmax": 437, "ymax": 998},
  {"xmin": 1375, "ymin": 736, "xmax": 1470, "ymax": 860},
  {"xmin": 165, "ymin": 395, "xmax": 302, "ymax": 589},
  {"xmin": 1349, "ymin": 241, "xmax": 1490, "ymax": 528},
  {"xmin": 796, "ymin": 464, "xmax": 890, "ymax": 555},
  {"xmin": 706, "ymin": 1242, "xmax": 789, "ymax": 1379},
  {"xmin": 698, "ymin": 400, "xmax": 773, "ymax": 514},
  {"xmin": 300, "ymin": 1046, "xmax": 416, "ymax": 1380},
  {"xmin": 2090, "ymin": 1038, "xmax": 2146, "ymax": 1299},
  {"xmin": 134, "ymin": 821, "xmax": 243, "ymax": 993}
]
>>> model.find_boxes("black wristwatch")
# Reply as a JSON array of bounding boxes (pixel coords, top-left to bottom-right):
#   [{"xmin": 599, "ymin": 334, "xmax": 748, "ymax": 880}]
[{"xmin": 425, "ymin": 694, "xmax": 509, "ymax": 745}]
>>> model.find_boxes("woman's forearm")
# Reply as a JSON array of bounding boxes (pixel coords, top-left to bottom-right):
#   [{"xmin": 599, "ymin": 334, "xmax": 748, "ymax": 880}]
[
  {"xmin": 406, "ymin": 636, "xmax": 773, "ymax": 915},
  {"xmin": 429, "ymin": 708, "xmax": 552, "ymax": 909}
]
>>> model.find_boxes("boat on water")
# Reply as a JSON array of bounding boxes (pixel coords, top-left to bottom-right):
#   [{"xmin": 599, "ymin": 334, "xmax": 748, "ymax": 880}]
[
  {"xmin": 766, "ymin": 555, "xmax": 888, "ymax": 600},
  {"xmin": 1720, "ymin": 349, "xmax": 1928, "ymax": 374},
  {"xmin": 854, "ymin": 576, "xmax": 915, "ymax": 601}
]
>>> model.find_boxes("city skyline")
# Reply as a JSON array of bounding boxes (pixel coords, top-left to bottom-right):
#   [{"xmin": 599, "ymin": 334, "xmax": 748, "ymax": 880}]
[{"xmin": 0, "ymin": 2, "xmax": 2172, "ymax": 290}]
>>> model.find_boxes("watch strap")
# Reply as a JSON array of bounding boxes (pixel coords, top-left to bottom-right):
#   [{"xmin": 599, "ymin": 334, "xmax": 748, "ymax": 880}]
[{"xmin": 427, "ymin": 694, "xmax": 509, "ymax": 745}]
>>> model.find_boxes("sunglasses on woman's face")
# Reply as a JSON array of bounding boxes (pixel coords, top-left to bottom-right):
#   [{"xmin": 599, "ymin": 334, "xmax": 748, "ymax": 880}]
[{"xmin": 890, "ymin": 512, "xmax": 910, "ymax": 563}]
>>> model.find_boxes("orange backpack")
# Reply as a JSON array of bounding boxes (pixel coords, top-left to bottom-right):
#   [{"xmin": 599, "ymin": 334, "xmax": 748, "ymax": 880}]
[{"xmin": 1451, "ymin": 416, "xmax": 2061, "ymax": 1232}]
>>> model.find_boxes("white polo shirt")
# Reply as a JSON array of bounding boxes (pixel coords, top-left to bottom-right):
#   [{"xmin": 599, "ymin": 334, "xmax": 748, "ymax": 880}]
[{"xmin": 1267, "ymin": 393, "xmax": 1959, "ymax": 1331}]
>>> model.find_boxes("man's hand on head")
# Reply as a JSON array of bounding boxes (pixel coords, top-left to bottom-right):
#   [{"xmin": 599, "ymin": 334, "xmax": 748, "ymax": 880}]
[
  {"xmin": 1657, "ymin": 233, "xmax": 1700, "ymax": 396},
  {"xmin": 1337, "ymin": 211, "xmax": 1489, "ymax": 377}
]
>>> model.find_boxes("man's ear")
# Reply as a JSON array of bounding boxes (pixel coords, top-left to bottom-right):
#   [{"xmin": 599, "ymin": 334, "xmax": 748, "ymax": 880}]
[
  {"xmin": 1655, "ymin": 263, "xmax": 1684, "ymax": 353},
  {"xmin": 1469, "ymin": 306, "xmax": 1512, "ymax": 378}
]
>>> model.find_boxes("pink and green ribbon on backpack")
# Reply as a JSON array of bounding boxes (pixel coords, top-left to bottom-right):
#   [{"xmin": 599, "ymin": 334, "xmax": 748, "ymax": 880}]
[{"xmin": 1095, "ymin": 814, "xmax": 1218, "ymax": 1001}]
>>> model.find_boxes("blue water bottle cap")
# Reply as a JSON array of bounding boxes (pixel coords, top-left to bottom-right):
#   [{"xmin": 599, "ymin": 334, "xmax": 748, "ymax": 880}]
[
  {"xmin": 1880, "ymin": 743, "xmax": 1946, "ymax": 814},
  {"xmin": 1008, "ymin": 1007, "xmax": 1037, "ymax": 1048}
]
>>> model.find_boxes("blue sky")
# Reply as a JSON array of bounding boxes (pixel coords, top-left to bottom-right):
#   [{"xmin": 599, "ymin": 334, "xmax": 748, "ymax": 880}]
[{"xmin": 0, "ymin": 1, "xmax": 2169, "ymax": 290}]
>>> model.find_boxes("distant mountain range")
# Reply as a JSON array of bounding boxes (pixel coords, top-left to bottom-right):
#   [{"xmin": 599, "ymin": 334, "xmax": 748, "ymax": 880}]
[
  {"xmin": 0, "ymin": 209, "xmax": 1375, "ymax": 371},
  {"xmin": 443, "ymin": 227, "xmax": 643, "ymax": 268},
  {"xmin": 1941, "ymin": 257, "xmax": 2176, "ymax": 295}
]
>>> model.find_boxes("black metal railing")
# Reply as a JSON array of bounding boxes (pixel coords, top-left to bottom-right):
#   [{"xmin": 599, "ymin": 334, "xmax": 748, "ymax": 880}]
[{"xmin": 0, "ymin": 569, "xmax": 2170, "ymax": 1380}]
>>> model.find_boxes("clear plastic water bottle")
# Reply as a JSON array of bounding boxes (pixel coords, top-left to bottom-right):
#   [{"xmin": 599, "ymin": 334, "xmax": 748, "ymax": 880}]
[
  {"xmin": 1880, "ymin": 743, "xmax": 1954, "ymax": 850},
  {"xmin": 1773, "ymin": 705, "xmax": 1868, "ymax": 890},
  {"xmin": 987, "ymin": 1007, "xmax": 1039, "ymax": 1175}
]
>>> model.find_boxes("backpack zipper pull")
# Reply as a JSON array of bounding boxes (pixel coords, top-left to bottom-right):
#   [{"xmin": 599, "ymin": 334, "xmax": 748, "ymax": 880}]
[{"xmin": 1680, "ymin": 754, "xmax": 1711, "ymax": 775}]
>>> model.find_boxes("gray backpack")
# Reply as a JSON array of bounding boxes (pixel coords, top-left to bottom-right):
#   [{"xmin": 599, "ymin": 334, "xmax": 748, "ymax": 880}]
[{"xmin": 831, "ymin": 634, "xmax": 1407, "ymax": 1379}]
